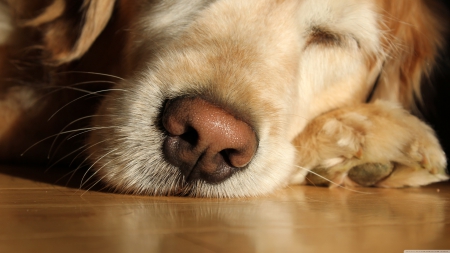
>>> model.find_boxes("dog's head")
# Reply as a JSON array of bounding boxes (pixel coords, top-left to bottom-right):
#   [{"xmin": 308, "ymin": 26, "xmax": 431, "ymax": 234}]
[{"xmin": 18, "ymin": 0, "xmax": 445, "ymax": 197}]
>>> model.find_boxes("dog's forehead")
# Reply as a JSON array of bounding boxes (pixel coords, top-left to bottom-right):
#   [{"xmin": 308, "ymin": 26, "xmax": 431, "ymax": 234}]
[{"xmin": 140, "ymin": 0, "xmax": 381, "ymax": 49}]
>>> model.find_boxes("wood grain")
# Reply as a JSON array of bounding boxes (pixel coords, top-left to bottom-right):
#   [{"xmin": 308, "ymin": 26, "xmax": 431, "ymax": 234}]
[{"xmin": 0, "ymin": 165, "xmax": 449, "ymax": 253}]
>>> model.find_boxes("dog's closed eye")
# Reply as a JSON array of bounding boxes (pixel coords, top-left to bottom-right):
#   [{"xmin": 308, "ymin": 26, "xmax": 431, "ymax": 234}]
[
  {"xmin": 306, "ymin": 26, "xmax": 360, "ymax": 49},
  {"xmin": 308, "ymin": 27, "xmax": 342, "ymax": 46}
]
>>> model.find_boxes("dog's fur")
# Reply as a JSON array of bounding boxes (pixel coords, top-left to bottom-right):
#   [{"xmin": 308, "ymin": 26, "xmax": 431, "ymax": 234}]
[{"xmin": 0, "ymin": 0, "xmax": 448, "ymax": 197}]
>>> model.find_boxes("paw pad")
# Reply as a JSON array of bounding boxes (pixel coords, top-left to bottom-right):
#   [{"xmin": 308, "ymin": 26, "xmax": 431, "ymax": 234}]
[
  {"xmin": 348, "ymin": 163, "xmax": 394, "ymax": 186},
  {"xmin": 306, "ymin": 163, "xmax": 394, "ymax": 187}
]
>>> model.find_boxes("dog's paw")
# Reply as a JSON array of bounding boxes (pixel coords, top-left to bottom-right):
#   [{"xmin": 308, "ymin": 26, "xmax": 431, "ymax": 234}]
[{"xmin": 294, "ymin": 101, "xmax": 448, "ymax": 188}]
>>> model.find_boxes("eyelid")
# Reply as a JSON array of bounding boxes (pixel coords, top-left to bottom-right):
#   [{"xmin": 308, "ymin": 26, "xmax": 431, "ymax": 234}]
[
  {"xmin": 304, "ymin": 27, "xmax": 360, "ymax": 50},
  {"xmin": 306, "ymin": 27, "xmax": 342, "ymax": 47}
]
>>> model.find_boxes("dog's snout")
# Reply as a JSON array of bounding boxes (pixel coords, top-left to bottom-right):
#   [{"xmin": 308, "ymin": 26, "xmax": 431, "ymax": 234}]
[{"xmin": 162, "ymin": 97, "xmax": 258, "ymax": 183}]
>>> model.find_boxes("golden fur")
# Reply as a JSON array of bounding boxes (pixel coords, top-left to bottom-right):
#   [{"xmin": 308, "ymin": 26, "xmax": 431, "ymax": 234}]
[{"xmin": 0, "ymin": 0, "xmax": 448, "ymax": 197}]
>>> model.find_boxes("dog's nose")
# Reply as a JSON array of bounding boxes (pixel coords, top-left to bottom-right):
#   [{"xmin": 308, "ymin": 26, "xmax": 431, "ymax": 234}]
[{"xmin": 162, "ymin": 97, "xmax": 258, "ymax": 183}]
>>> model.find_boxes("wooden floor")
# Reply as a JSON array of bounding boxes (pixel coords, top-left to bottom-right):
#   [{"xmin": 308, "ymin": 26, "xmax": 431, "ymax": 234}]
[{"xmin": 0, "ymin": 165, "xmax": 449, "ymax": 253}]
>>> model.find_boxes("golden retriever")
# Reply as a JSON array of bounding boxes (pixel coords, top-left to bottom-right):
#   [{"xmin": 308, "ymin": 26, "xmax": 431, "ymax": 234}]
[{"xmin": 0, "ymin": 0, "xmax": 448, "ymax": 197}]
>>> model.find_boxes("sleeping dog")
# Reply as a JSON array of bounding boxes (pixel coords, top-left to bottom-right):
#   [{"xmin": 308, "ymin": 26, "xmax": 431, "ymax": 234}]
[{"xmin": 0, "ymin": 0, "xmax": 448, "ymax": 197}]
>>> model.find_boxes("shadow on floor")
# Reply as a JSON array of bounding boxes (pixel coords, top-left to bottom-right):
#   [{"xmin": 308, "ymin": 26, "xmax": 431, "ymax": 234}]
[{"xmin": 0, "ymin": 163, "xmax": 107, "ymax": 192}]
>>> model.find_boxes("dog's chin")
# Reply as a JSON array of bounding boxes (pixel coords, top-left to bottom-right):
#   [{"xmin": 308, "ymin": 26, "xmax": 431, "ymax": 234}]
[{"xmin": 87, "ymin": 77, "xmax": 297, "ymax": 198}]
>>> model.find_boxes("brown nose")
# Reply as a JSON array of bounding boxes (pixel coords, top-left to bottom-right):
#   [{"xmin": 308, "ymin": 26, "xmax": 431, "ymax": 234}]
[{"xmin": 162, "ymin": 97, "xmax": 258, "ymax": 183}]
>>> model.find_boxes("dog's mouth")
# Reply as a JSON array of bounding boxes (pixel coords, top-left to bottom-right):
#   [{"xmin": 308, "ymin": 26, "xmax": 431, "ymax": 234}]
[{"xmin": 161, "ymin": 96, "xmax": 259, "ymax": 184}]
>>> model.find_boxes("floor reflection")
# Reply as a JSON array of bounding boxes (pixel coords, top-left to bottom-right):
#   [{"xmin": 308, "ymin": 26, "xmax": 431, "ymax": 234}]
[
  {"xmin": 1, "ymin": 165, "xmax": 448, "ymax": 252},
  {"xmin": 85, "ymin": 185, "xmax": 448, "ymax": 252}
]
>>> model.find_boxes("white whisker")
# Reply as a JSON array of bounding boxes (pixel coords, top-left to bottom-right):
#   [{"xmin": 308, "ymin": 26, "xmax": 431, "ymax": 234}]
[
  {"xmin": 67, "ymin": 153, "xmax": 96, "ymax": 186},
  {"xmin": 291, "ymin": 164, "xmax": 373, "ymax": 194},
  {"xmin": 80, "ymin": 148, "xmax": 118, "ymax": 188},
  {"xmin": 57, "ymin": 71, "xmax": 125, "ymax": 81},
  {"xmin": 33, "ymin": 81, "xmax": 119, "ymax": 103},
  {"xmin": 47, "ymin": 138, "xmax": 112, "ymax": 172},
  {"xmin": 48, "ymin": 115, "xmax": 101, "ymax": 159},
  {"xmin": 67, "ymin": 128, "xmax": 104, "ymax": 140},
  {"xmin": 21, "ymin": 126, "xmax": 116, "ymax": 157},
  {"xmin": 81, "ymin": 174, "xmax": 109, "ymax": 196},
  {"xmin": 48, "ymin": 89, "xmax": 128, "ymax": 121}
]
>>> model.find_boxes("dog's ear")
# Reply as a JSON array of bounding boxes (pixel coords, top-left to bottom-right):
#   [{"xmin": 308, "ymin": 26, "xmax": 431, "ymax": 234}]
[
  {"xmin": 13, "ymin": 0, "xmax": 115, "ymax": 65},
  {"xmin": 372, "ymin": 0, "xmax": 446, "ymax": 111}
]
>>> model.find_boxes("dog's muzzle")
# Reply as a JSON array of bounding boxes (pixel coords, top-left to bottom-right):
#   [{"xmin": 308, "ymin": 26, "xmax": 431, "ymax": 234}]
[{"xmin": 162, "ymin": 97, "xmax": 258, "ymax": 184}]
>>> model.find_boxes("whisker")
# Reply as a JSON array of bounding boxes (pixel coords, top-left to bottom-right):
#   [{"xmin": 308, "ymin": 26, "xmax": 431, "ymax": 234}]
[
  {"xmin": 80, "ymin": 148, "xmax": 118, "ymax": 188},
  {"xmin": 291, "ymin": 164, "xmax": 372, "ymax": 194},
  {"xmin": 38, "ymin": 81, "xmax": 118, "ymax": 100},
  {"xmin": 67, "ymin": 153, "xmax": 95, "ymax": 187},
  {"xmin": 81, "ymin": 155, "xmax": 119, "ymax": 191},
  {"xmin": 68, "ymin": 136, "xmax": 125, "ymax": 173},
  {"xmin": 54, "ymin": 137, "xmax": 114, "ymax": 187},
  {"xmin": 21, "ymin": 126, "xmax": 116, "ymax": 157},
  {"xmin": 67, "ymin": 128, "xmax": 104, "ymax": 140},
  {"xmin": 47, "ymin": 115, "xmax": 109, "ymax": 159},
  {"xmin": 46, "ymin": 138, "xmax": 112, "ymax": 172},
  {"xmin": 47, "ymin": 131, "xmax": 79, "ymax": 161},
  {"xmin": 56, "ymin": 71, "xmax": 125, "ymax": 81},
  {"xmin": 81, "ymin": 174, "xmax": 109, "ymax": 196},
  {"xmin": 304, "ymin": 175, "xmax": 317, "ymax": 187},
  {"xmin": 48, "ymin": 115, "xmax": 98, "ymax": 159},
  {"xmin": 53, "ymin": 166, "xmax": 83, "ymax": 184},
  {"xmin": 48, "ymin": 89, "xmax": 128, "ymax": 121}
]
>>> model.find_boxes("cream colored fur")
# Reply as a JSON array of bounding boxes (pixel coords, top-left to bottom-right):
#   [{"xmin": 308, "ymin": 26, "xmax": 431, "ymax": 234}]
[{"xmin": 0, "ymin": 0, "xmax": 448, "ymax": 197}]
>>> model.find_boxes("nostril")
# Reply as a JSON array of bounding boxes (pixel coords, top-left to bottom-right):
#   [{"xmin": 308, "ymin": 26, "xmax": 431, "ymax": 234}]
[
  {"xmin": 220, "ymin": 149, "xmax": 236, "ymax": 165},
  {"xmin": 179, "ymin": 126, "xmax": 198, "ymax": 146},
  {"xmin": 220, "ymin": 148, "xmax": 252, "ymax": 168},
  {"xmin": 161, "ymin": 96, "xmax": 258, "ymax": 183}
]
